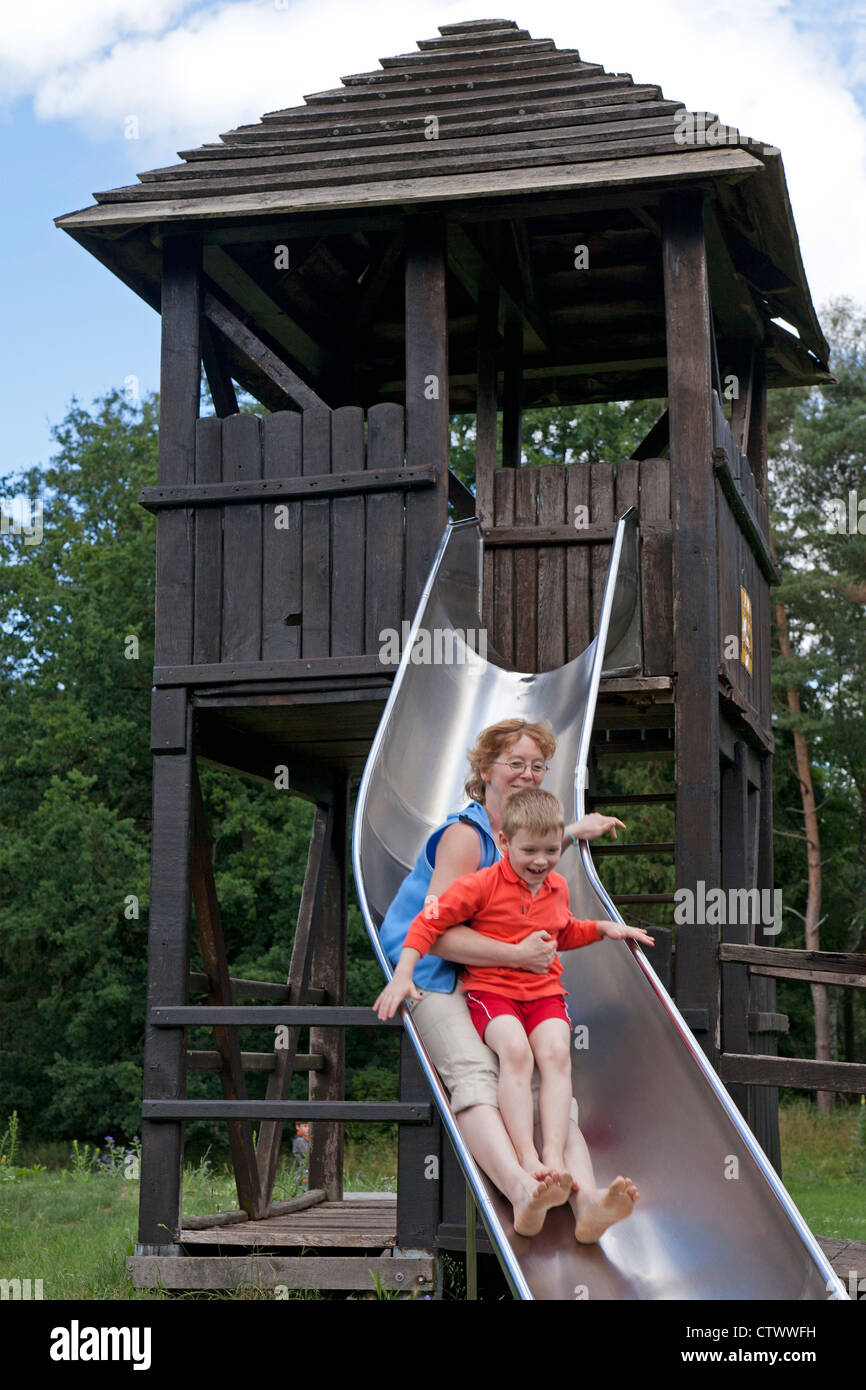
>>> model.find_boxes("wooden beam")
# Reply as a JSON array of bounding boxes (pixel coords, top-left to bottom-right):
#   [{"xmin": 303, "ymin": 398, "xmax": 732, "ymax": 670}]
[
  {"xmin": 747, "ymin": 1013, "xmax": 788, "ymax": 1033},
  {"xmin": 203, "ymin": 291, "xmax": 328, "ymax": 412},
  {"xmin": 200, "ymin": 317, "xmax": 239, "ymax": 417},
  {"xmin": 747, "ymin": 347, "xmax": 768, "ymax": 496},
  {"xmin": 662, "ymin": 189, "xmax": 720, "ymax": 1065},
  {"xmin": 483, "ymin": 523, "xmax": 617, "ymax": 545},
  {"xmin": 190, "ymin": 764, "xmax": 263, "ymax": 1217},
  {"xmin": 156, "ymin": 654, "xmax": 387, "ymax": 686},
  {"xmin": 155, "ymin": 236, "xmax": 200, "ymax": 669},
  {"xmin": 502, "ymin": 317, "xmax": 523, "ymax": 467},
  {"xmin": 194, "ymin": 718, "xmax": 337, "ymax": 807},
  {"xmin": 404, "ymin": 216, "xmax": 450, "ymax": 613},
  {"xmin": 137, "ymin": 701, "xmax": 192, "ymax": 1251},
  {"xmin": 203, "ymin": 245, "xmax": 324, "ymax": 376},
  {"xmin": 475, "ymin": 264, "xmax": 499, "ymax": 530},
  {"xmin": 447, "ymin": 222, "xmax": 550, "ymax": 353},
  {"xmin": 720, "ymin": 742, "xmax": 751, "ymax": 1119},
  {"xmin": 712, "ymin": 452, "xmax": 779, "ymax": 583},
  {"xmin": 188, "ymin": 973, "xmax": 324, "ymax": 1002},
  {"xmin": 139, "ymin": 464, "xmax": 437, "ymax": 511},
  {"xmin": 397, "ymin": 1032, "xmax": 441, "ymax": 1251},
  {"xmin": 256, "ymin": 805, "xmax": 332, "ymax": 1209},
  {"xmin": 180, "ymin": 1191, "xmax": 325, "ymax": 1227},
  {"xmin": 749, "ymin": 751, "xmax": 780, "ymax": 1168},
  {"xmin": 129, "ymin": 1254, "xmax": 435, "ymax": 1292},
  {"xmin": 719, "ymin": 1054, "xmax": 866, "ymax": 1093},
  {"xmin": 719, "ymin": 943, "xmax": 866, "ymax": 976},
  {"xmin": 143, "ymin": 1100, "xmax": 432, "ymax": 1121},
  {"xmin": 187, "ymin": 1051, "xmax": 324, "ymax": 1071},
  {"xmin": 152, "ymin": 1006, "xmax": 400, "ymax": 1026},
  {"xmin": 631, "ymin": 408, "xmax": 669, "ymax": 460},
  {"xmin": 728, "ymin": 343, "xmax": 755, "ymax": 455},
  {"xmin": 308, "ymin": 775, "xmax": 350, "ymax": 1201},
  {"xmin": 352, "ymin": 230, "xmax": 405, "ymax": 346}
]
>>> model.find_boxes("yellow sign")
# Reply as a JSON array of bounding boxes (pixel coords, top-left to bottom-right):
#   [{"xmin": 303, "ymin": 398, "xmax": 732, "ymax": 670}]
[{"xmin": 740, "ymin": 586, "xmax": 753, "ymax": 675}]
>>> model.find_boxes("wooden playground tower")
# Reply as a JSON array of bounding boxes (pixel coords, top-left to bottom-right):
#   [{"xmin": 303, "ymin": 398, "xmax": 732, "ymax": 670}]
[{"xmin": 56, "ymin": 17, "xmax": 851, "ymax": 1294}]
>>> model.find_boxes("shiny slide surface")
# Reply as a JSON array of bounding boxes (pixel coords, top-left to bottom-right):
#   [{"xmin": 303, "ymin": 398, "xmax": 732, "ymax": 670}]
[{"xmin": 353, "ymin": 513, "xmax": 845, "ymax": 1300}]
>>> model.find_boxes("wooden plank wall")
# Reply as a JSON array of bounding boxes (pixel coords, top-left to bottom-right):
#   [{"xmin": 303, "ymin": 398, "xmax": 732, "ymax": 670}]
[
  {"xmin": 191, "ymin": 405, "xmax": 408, "ymax": 665},
  {"xmin": 487, "ymin": 458, "xmax": 673, "ymax": 673},
  {"xmin": 711, "ymin": 391, "xmax": 769, "ymax": 537},
  {"xmin": 716, "ymin": 481, "xmax": 771, "ymax": 733}
]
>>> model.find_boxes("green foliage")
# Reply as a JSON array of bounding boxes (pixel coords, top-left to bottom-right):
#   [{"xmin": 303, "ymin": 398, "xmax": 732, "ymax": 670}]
[
  {"xmin": 0, "ymin": 387, "xmax": 400, "ymax": 1143},
  {"xmin": 768, "ymin": 298, "xmax": 866, "ymax": 1068},
  {"xmin": 449, "ymin": 398, "xmax": 664, "ymax": 488}
]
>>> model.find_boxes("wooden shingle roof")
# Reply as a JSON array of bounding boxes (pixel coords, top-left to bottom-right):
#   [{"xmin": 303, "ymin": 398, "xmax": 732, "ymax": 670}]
[
  {"xmin": 63, "ymin": 17, "xmax": 768, "ymax": 218},
  {"xmin": 56, "ymin": 17, "xmax": 830, "ymax": 398}
]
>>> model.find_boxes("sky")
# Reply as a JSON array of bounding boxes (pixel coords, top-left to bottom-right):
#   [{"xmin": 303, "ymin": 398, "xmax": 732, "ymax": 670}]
[{"xmin": 2, "ymin": 0, "xmax": 865, "ymax": 487}]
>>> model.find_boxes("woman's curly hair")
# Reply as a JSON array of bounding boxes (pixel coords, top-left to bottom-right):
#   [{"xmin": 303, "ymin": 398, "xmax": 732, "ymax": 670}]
[{"xmin": 464, "ymin": 718, "xmax": 556, "ymax": 804}]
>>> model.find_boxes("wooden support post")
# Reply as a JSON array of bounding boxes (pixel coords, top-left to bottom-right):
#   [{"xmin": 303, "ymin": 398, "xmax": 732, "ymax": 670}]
[
  {"xmin": 662, "ymin": 190, "xmax": 720, "ymax": 1063},
  {"xmin": 721, "ymin": 742, "xmax": 750, "ymax": 1119},
  {"xmin": 256, "ymin": 804, "xmax": 332, "ymax": 1210},
  {"xmin": 404, "ymin": 216, "xmax": 450, "ymax": 615},
  {"xmin": 201, "ymin": 317, "xmax": 239, "ymax": 418},
  {"xmin": 729, "ymin": 344, "xmax": 755, "ymax": 459},
  {"xmin": 475, "ymin": 269, "xmax": 499, "ymax": 530},
  {"xmin": 502, "ymin": 317, "xmax": 523, "ymax": 468},
  {"xmin": 747, "ymin": 348, "xmax": 768, "ymax": 497},
  {"xmin": 137, "ymin": 692, "xmax": 193, "ymax": 1251},
  {"xmin": 155, "ymin": 237, "xmax": 201, "ymax": 669},
  {"xmin": 190, "ymin": 765, "xmax": 262, "ymax": 1217},
  {"xmin": 397, "ymin": 1032, "xmax": 442, "ymax": 1252},
  {"xmin": 752, "ymin": 753, "xmax": 782, "ymax": 1171},
  {"xmin": 308, "ymin": 775, "xmax": 349, "ymax": 1200},
  {"xmin": 478, "ymin": 269, "xmax": 500, "ymax": 641}
]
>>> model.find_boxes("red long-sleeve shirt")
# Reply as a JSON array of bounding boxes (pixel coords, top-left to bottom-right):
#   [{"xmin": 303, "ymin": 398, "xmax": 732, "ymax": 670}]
[{"xmin": 403, "ymin": 855, "xmax": 601, "ymax": 1000}]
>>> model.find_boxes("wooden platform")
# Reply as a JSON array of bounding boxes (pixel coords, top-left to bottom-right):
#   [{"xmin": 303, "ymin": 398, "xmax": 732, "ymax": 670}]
[
  {"xmin": 128, "ymin": 1193, "xmax": 436, "ymax": 1294},
  {"xmin": 127, "ymin": 1191, "xmax": 865, "ymax": 1296},
  {"xmin": 180, "ymin": 1194, "xmax": 398, "ymax": 1249}
]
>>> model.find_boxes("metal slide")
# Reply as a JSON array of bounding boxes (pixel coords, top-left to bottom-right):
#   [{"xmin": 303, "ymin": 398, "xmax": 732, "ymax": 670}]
[{"xmin": 353, "ymin": 512, "xmax": 846, "ymax": 1300}]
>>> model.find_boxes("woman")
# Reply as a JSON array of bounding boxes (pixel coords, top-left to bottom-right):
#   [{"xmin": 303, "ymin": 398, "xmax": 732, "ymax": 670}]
[{"xmin": 377, "ymin": 717, "xmax": 639, "ymax": 1241}]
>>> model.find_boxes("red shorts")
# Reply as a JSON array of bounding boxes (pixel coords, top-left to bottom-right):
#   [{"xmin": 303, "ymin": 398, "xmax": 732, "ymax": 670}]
[{"xmin": 464, "ymin": 990, "xmax": 571, "ymax": 1042}]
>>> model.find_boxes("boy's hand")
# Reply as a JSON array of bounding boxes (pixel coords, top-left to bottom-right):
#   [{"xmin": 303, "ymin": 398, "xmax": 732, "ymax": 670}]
[
  {"xmin": 373, "ymin": 973, "xmax": 422, "ymax": 1021},
  {"xmin": 595, "ymin": 919, "xmax": 655, "ymax": 948}
]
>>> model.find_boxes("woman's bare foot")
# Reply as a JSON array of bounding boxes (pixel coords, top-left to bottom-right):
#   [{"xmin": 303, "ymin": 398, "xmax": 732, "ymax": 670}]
[
  {"xmin": 513, "ymin": 1171, "xmax": 574, "ymax": 1237},
  {"xmin": 574, "ymin": 1175, "xmax": 639, "ymax": 1244}
]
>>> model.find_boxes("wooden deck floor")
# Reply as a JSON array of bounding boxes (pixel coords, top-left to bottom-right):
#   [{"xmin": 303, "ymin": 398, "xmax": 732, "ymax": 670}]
[
  {"xmin": 127, "ymin": 1193, "xmax": 436, "ymax": 1293},
  {"xmin": 128, "ymin": 1193, "xmax": 865, "ymax": 1296},
  {"xmin": 179, "ymin": 1194, "xmax": 398, "ymax": 1249}
]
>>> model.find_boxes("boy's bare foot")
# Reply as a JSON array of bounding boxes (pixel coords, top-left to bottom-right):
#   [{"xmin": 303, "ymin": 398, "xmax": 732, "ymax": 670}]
[
  {"xmin": 574, "ymin": 1175, "xmax": 639, "ymax": 1244},
  {"xmin": 513, "ymin": 1171, "xmax": 573, "ymax": 1237}
]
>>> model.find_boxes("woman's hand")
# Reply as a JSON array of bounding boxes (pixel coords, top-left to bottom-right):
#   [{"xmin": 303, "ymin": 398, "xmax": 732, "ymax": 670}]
[
  {"xmin": 512, "ymin": 930, "xmax": 557, "ymax": 974},
  {"xmin": 565, "ymin": 812, "xmax": 626, "ymax": 844}
]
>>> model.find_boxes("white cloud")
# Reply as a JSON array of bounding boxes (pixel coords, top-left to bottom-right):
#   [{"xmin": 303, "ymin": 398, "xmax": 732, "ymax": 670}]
[
  {"xmin": 13, "ymin": 0, "xmax": 866, "ymax": 308},
  {"xmin": 0, "ymin": 0, "xmax": 195, "ymax": 100}
]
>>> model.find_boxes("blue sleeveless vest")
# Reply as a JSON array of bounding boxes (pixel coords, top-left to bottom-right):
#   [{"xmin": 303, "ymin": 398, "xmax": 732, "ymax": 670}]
[{"xmin": 378, "ymin": 800, "xmax": 500, "ymax": 992}]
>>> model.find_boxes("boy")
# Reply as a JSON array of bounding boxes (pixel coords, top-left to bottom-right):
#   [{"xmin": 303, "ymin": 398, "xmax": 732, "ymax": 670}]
[{"xmin": 374, "ymin": 787, "xmax": 654, "ymax": 1221}]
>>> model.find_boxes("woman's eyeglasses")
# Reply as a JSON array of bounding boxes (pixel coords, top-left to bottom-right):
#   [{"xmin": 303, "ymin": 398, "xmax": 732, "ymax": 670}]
[{"xmin": 493, "ymin": 759, "xmax": 549, "ymax": 775}]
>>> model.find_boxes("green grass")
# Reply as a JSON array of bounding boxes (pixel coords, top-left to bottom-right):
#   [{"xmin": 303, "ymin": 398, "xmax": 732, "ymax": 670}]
[
  {"xmin": 778, "ymin": 1097, "xmax": 866, "ymax": 1242},
  {"xmin": 1, "ymin": 1101, "xmax": 862, "ymax": 1300},
  {"xmin": 0, "ymin": 1121, "xmax": 399, "ymax": 1301}
]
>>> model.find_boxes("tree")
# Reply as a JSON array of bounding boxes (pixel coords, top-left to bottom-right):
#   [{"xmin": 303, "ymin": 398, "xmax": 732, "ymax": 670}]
[{"xmin": 768, "ymin": 298, "xmax": 866, "ymax": 1103}]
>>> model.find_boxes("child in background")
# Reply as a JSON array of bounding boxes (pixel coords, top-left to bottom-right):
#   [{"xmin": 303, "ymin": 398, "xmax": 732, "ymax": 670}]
[{"xmin": 374, "ymin": 787, "xmax": 654, "ymax": 1230}]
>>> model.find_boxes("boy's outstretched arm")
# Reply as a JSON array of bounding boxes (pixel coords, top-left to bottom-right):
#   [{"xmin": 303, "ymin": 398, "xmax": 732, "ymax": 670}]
[
  {"xmin": 595, "ymin": 919, "xmax": 655, "ymax": 947},
  {"xmin": 373, "ymin": 947, "xmax": 423, "ymax": 1020}
]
